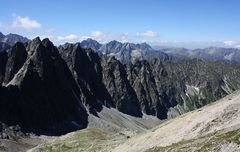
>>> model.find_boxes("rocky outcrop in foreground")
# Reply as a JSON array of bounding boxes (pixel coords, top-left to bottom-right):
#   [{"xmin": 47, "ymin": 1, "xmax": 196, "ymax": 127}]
[{"xmin": 0, "ymin": 38, "xmax": 88, "ymax": 135}]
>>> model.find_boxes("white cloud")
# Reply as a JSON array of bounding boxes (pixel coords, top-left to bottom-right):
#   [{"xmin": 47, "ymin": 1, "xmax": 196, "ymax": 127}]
[
  {"xmin": 46, "ymin": 34, "xmax": 82, "ymax": 44},
  {"xmin": 223, "ymin": 41, "xmax": 240, "ymax": 48},
  {"xmin": 137, "ymin": 31, "xmax": 158, "ymax": 37},
  {"xmin": 0, "ymin": 14, "xmax": 41, "ymax": 31},
  {"xmin": 41, "ymin": 32, "xmax": 131, "ymax": 45},
  {"xmin": 90, "ymin": 31, "xmax": 103, "ymax": 38},
  {"xmin": 64, "ymin": 34, "xmax": 78, "ymax": 41},
  {"xmin": 89, "ymin": 31, "xmax": 129, "ymax": 43},
  {"xmin": 12, "ymin": 15, "xmax": 41, "ymax": 31}
]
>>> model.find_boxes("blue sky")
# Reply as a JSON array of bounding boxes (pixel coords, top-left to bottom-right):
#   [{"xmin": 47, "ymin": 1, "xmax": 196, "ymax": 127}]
[{"xmin": 1, "ymin": 0, "xmax": 240, "ymax": 48}]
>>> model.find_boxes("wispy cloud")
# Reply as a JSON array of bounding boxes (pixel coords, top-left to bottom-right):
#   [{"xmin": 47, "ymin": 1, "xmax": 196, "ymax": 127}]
[
  {"xmin": 89, "ymin": 31, "xmax": 129, "ymax": 42},
  {"xmin": 137, "ymin": 31, "xmax": 158, "ymax": 37},
  {"xmin": 223, "ymin": 41, "xmax": 240, "ymax": 48},
  {"xmin": 44, "ymin": 31, "xmax": 131, "ymax": 45},
  {"xmin": 0, "ymin": 13, "xmax": 41, "ymax": 31},
  {"xmin": 44, "ymin": 34, "xmax": 82, "ymax": 44}
]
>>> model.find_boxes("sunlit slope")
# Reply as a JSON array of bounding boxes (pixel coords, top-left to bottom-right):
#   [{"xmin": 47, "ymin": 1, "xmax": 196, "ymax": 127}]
[{"xmin": 114, "ymin": 91, "xmax": 240, "ymax": 152}]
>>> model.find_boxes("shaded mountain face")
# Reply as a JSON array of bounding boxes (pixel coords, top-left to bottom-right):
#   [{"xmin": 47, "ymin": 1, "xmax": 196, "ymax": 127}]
[
  {"xmin": 100, "ymin": 56, "xmax": 142, "ymax": 117},
  {"xmin": 0, "ymin": 38, "xmax": 88, "ymax": 135},
  {"xmin": 59, "ymin": 43, "xmax": 142, "ymax": 117},
  {"xmin": 1, "ymin": 38, "xmax": 240, "ymax": 136},
  {"xmin": 126, "ymin": 59, "xmax": 240, "ymax": 119},
  {"xmin": 59, "ymin": 43, "xmax": 110, "ymax": 115},
  {"xmin": 3, "ymin": 42, "xmax": 27, "ymax": 84},
  {"xmin": 0, "ymin": 51, "xmax": 8, "ymax": 83}
]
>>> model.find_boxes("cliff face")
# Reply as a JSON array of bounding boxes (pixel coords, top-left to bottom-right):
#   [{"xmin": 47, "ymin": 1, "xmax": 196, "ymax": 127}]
[
  {"xmin": 59, "ymin": 43, "xmax": 142, "ymax": 117},
  {"xmin": 0, "ymin": 38, "xmax": 88, "ymax": 135},
  {"xmin": 126, "ymin": 59, "xmax": 240, "ymax": 119},
  {"xmin": 0, "ymin": 38, "xmax": 240, "ymax": 135},
  {"xmin": 3, "ymin": 42, "xmax": 27, "ymax": 84},
  {"xmin": 100, "ymin": 56, "xmax": 142, "ymax": 117}
]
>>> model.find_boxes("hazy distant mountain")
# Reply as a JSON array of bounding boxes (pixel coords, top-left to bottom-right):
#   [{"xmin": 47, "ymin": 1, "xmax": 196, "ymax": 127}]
[
  {"xmin": 162, "ymin": 47, "xmax": 240, "ymax": 62},
  {"xmin": 80, "ymin": 39, "xmax": 170, "ymax": 63},
  {"xmin": 0, "ymin": 42, "xmax": 11, "ymax": 52},
  {"xmin": 0, "ymin": 32, "xmax": 29, "ymax": 51},
  {"xmin": 0, "ymin": 32, "xmax": 4, "ymax": 40},
  {"xmin": 80, "ymin": 38, "xmax": 102, "ymax": 51}
]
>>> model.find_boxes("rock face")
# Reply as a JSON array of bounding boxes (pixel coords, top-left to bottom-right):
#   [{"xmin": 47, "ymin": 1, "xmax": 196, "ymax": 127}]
[
  {"xmin": 3, "ymin": 42, "xmax": 27, "ymax": 84},
  {"xmin": 1, "ymin": 38, "xmax": 240, "ymax": 135},
  {"xmin": 60, "ymin": 41, "xmax": 240, "ymax": 120},
  {"xmin": 59, "ymin": 43, "xmax": 110, "ymax": 115},
  {"xmin": 126, "ymin": 59, "xmax": 240, "ymax": 119},
  {"xmin": 59, "ymin": 43, "xmax": 142, "ymax": 117},
  {"xmin": 0, "ymin": 38, "xmax": 88, "ymax": 135},
  {"xmin": 100, "ymin": 56, "xmax": 142, "ymax": 117},
  {"xmin": 126, "ymin": 59, "xmax": 177, "ymax": 119}
]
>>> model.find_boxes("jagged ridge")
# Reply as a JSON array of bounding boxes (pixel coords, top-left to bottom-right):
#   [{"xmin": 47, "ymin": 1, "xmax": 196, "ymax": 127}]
[{"xmin": 0, "ymin": 38, "xmax": 240, "ymax": 135}]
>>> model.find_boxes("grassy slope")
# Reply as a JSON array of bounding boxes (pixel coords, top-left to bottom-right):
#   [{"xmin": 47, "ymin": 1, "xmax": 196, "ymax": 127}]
[
  {"xmin": 29, "ymin": 128, "xmax": 135, "ymax": 152},
  {"xmin": 146, "ymin": 129, "xmax": 240, "ymax": 152}
]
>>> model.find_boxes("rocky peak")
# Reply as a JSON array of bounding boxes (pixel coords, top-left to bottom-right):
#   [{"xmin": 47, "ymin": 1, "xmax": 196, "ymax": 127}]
[
  {"xmin": 42, "ymin": 38, "xmax": 60, "ymax": 57},
  {"xmin": 138, "ymin": 42, "xmax": 152, "ymax": 50},
  {"xmin": 2, "ymin": 33, "xmax": 29, "ymax": 46},
  {"xmin": 59, "ymin": 43, "xmax": 111, "ymax": 114},
  {"xmin": 101, "ymin": 56, "xmax": 143, "ymax": 117},
  {"xmin": 80, "ymin": 38, "xmax": 102, "ymax": 51},
  {"xmin": 3, "ymin": 42, "xmax": 27, "ymax": 84},
  {"xmin": 1, "ymin": 38, "xmax": 88, "ymax": 135},
  {"xmin": 26, "ymin": 37, "xmax": 42, "ymax": 56}
]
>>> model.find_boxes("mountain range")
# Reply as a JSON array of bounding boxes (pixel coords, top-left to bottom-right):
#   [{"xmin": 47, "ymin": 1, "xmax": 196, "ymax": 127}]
[
  {"xmin": 78, "ymin": 38, "xmax": 240, "ymax": 63},
  {"xmin": 162, "ymin": 47, "xmax": 240, "ymax": 62},
  {"xmin": 1, "ymin": 37, "xmax": 240, "ymax": 133},
  {"xmin": 1, "ymin": 34, "xmax": 240, "ymax": 151},
  {"xmin": 1, "ymin": 33, "xmax": 240, "ymax": 63},
  {"xmin": 0, "ymin": 32, "xmax": 29, "ymax": 52},
  {"xmin": 79, "ymin": 38, "xmax": 170, "ymax": 64}
]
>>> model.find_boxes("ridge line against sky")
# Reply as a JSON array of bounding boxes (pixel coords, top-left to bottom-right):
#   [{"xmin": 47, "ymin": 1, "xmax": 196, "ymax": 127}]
[{"xmin": 0, "ymin": 0, "xmax": 240, "ymax": 49}]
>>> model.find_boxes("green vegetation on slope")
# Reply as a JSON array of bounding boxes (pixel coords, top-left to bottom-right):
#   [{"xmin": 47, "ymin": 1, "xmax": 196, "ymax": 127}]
[
  {"xmin": 31, "ymin": 128, "xmax": 134, "ymax": 152},
  {"xmin": 146, "ymin": 129, "xmax": 240, "ymax": 152}
]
